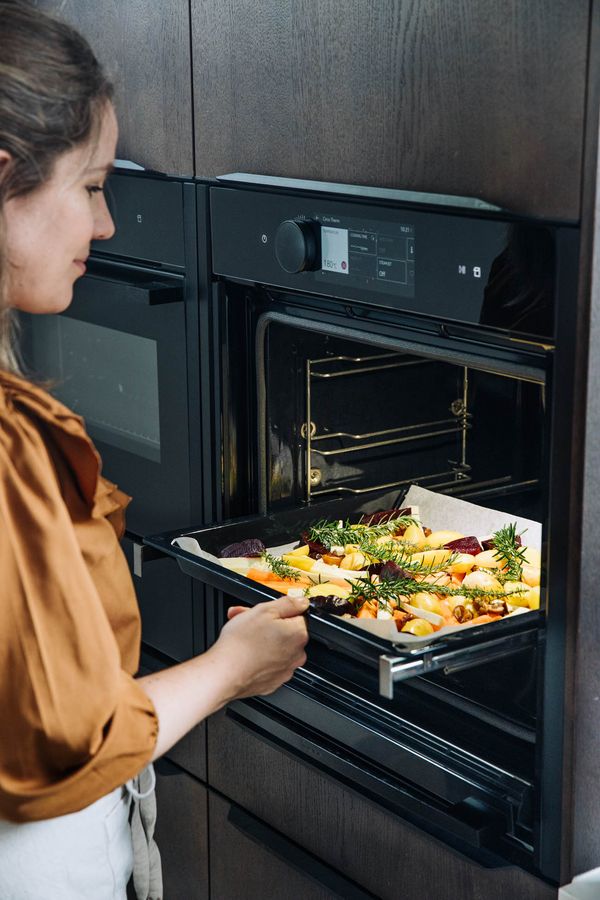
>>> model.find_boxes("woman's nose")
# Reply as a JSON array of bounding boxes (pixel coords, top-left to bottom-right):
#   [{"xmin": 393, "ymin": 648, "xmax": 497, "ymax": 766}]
[{"xmin": 93, "ymin": 194, "xmax": 116, "ymax": 241}]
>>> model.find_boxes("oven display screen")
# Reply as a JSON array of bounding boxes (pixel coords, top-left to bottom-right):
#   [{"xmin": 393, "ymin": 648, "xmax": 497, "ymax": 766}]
[{"xmin": 318, "ymin": 217, "xmax": 415, "ymax": 298}]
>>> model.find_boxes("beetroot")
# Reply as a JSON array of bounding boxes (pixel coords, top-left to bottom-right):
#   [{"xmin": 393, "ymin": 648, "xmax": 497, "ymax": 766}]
[
  {"xmin": 299, "ymin": 530, "xmax": 329, "ymax": 559},
  {"xmin": 359, "ymin": 507, "xmax": 411, "ymax": 527},
  {"xmin": 443, "ymin": 536, "xmax": 483, "ymax": 555},
  {"xmin": 367, "ymin": 560, "xmax": 412, "ymax": 580},
  {"xmin": 380, "ymin": 561, "xmax": 412, "ymax": 581},
  {"xmin": 219, "ymin": 537, "xmax": 265, "ymax": 558},
  {"xmin": 309, "ymin": 596, "xmax": 354, "ymax": 615}
]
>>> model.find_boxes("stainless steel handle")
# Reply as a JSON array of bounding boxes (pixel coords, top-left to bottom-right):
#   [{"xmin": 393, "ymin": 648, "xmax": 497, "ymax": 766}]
[
  {"xmin": 132, "ymin": 540, "xmax": 166, "ymax": 577},
  {"xmin": 379, "ymin": 627, "xmax": 537, "ymax": 699}
]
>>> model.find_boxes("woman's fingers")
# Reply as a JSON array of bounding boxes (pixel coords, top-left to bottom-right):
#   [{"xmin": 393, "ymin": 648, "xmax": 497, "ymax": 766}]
[{"xmin": 227, "ymin": 605, "xmax": 249, "ymax": 619}]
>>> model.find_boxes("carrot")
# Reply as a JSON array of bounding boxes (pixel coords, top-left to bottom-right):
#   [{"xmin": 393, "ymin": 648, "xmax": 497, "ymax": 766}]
[
  {"xmin": 246, "ymin": 568, "xmax": 310, "ymax": 591},
  {"xmin": 466, "ymin": 614, "xmax": 502, "ymax": 626},
  {"xmin": 262, "ymin": 581, "xmax": 294, "ymax": 595},
  {"xmin": 246, "ymin": 567, "xmax": 277, "ymax": 583}
]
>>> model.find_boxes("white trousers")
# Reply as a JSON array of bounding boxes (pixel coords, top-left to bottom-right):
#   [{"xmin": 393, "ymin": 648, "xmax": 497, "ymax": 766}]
[{"xmin": 0, "ymin": 786, "xmax": 133, "ymax": 900}]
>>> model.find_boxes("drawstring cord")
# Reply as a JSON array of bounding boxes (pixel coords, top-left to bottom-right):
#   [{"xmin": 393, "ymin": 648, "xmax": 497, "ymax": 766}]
[{"xmin": 126, "ymin": 764, "xmax": 162, "ymax": 900}]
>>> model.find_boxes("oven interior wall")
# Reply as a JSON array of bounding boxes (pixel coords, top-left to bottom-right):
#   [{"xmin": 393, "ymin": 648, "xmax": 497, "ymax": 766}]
[{"xmin": 259, "ymin": 320, "xmax": 546, "ymax": 519}]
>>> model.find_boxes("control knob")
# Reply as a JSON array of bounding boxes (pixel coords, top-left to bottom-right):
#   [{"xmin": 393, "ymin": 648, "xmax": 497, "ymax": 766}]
[{"xmin": 274, "ymin": 220, "xmax": 318, "ymax": 273}]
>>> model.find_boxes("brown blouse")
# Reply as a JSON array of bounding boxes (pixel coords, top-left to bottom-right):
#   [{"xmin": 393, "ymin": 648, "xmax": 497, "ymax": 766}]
[{"xmin": 0, "ymin": 372, "xmax": 158, "ymax": 823}]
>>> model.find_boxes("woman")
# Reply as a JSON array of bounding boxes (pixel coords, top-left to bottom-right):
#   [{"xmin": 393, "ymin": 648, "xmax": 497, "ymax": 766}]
[{"xmin": 0, "ymin": 3, "xmax": 308, "ymax": 898}]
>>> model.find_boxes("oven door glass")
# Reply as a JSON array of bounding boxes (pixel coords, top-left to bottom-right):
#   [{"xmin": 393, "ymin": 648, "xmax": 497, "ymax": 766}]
[{"xmin": 22, "ymin": 260, "xmax": 192, "ymax": 534}]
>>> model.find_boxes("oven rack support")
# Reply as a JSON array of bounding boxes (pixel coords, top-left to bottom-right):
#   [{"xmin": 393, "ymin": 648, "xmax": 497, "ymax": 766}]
[{"xmin": 304, "ymin": 352, "xmax": 471, "ymax": 501}]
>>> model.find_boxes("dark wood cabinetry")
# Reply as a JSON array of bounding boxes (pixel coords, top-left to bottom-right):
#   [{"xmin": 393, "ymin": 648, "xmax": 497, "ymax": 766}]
[
  {"xmin": 37, "ymin": 1, "xmax": 590, "ymax": 218},
  {"xmin": 209, "ymin": 793, "xmax": 342, "ymax": 900},
  {"xmin": 191, "ymin": 0, "xmax": 588, "ymax": 220},
  {"xmin": 155, "ymin": 759, "xmax": 209, "ymax": 900},
  {"xmin": 36, "ymin": 0, "xmax": 194, "ymax": 174},
  {"xmin": 207, "ymin": 710, "xmax": 555, "ymax": 900}
]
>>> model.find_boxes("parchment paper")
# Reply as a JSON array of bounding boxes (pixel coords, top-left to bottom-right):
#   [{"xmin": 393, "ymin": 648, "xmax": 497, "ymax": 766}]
[{"xmin": 173, "ymin": 486, "xmax": 541, "ymax": 647}]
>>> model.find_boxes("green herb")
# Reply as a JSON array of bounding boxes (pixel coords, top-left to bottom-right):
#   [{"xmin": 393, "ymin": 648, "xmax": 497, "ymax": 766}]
[
  {"xmin": 356, "ymin": 538, "xmax": 458, "ymax": 576},
  {"xmin": 349, "ymin": 575, "xmax": 527, "ymax": 609},
  {"xmin": 357, "ymin": 513, "xmax": 419, "ymax": 531},
  {"xmin": 307, "ymin": 515, "xmax": 417, "ymax": 550},
  {"xmin": 260, "ymin": 551, "xmax": 301, "ymax": 581},
  {"xmin": 490, "ymin": 523, "xmax": 528, "ymax": 581},
  {"xmin": 350, "ymin": 575, "xmax": 424, "ymax": 609}
]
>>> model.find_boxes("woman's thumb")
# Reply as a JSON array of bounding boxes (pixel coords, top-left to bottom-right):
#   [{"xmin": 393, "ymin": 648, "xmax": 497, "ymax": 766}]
[{"xmin": 272, "ymin": 594, "xmax": 310, "ymax": 618}]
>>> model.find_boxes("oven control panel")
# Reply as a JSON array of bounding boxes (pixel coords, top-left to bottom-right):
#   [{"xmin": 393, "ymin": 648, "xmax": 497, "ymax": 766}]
[{"xmin": 211, "ymin": 184, "xmax": 560, "ymax": 340}]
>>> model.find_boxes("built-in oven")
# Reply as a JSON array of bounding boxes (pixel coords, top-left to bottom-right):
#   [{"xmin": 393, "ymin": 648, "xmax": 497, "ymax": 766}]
[
  {"xmin": 21, "ymin": 169, "xmax": 208, "ymax": 661},
  {"xmin": 145, "ymin": 174, "xmax": 580, "ymax": 884}
]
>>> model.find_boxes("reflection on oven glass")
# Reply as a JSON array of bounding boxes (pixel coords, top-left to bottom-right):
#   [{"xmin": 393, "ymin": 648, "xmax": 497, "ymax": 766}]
[
  {"xmin": 31, "ymin": 317, "xmax": 161, "ymax": 462},
  {"xmin": 480, "ymin": 224, "xmax": 555, "ymax": 339}
]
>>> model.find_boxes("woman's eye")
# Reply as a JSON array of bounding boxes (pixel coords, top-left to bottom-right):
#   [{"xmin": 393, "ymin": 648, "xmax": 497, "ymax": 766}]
[{"xmin": 86, "ymin": 185, "xmax": 104, "ymax": 197}]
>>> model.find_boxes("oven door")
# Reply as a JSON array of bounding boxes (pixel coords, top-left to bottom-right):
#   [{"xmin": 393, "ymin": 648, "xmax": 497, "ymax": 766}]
[
  {"xmin": 144, "ymin": 282, "xmax": 558, "ymax": 875},
  {"xmin": 22, "ymin": 258, "xmax": 193, "ymax": 535},
  {"xmin": 172, "ymin": 281, "xmax": 551, "ymax": 674}
]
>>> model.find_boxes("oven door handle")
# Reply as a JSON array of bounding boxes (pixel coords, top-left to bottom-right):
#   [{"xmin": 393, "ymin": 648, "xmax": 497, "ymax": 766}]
[
  {"xmin": 81, "ymin": 259, "xmax": 184, "ymax": 306},
  {"xmin": 378, "ymin": 625, "xmax": 538, "ymax": 699},
  {"xmin": 226, "ymin": 801, "xmax": 377, "ymax": 899},
  {"xmin": 130, "ymin": 538, "xmax": 168, "ymax": 577}
]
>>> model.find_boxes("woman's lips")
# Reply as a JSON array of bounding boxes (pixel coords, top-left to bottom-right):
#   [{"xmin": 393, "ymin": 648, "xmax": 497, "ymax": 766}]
[{"xmin": 73, "ymin": 259, "xmax": 87, "ymax": 275}]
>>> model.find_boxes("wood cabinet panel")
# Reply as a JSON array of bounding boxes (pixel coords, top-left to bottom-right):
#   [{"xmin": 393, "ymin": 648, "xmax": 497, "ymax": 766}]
[
  {"xmin": 36, "ymin": 0, "xmax": 194, "ymax": 174},
  {"xmin": 567, "ymin": 1, "xmax": 600, "ymax": 880},
  {"xmin": 210, "ymin": 792, "xmax": 340, "ymax": 900},
  {"xmin": 192, "ymin": 0, "xmax": 588, "ymax": 220},
  {"xmin": 154, "ymin": 760, "xmax": 209, "ymax": 900},
  {"xmin": 207, "ymin": 710, "xmax": 555, "ymax": 900}
]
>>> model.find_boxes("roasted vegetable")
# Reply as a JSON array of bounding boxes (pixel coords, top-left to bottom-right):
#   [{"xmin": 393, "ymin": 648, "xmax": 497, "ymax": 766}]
[
  {"xmin": 309, "ymin": 595, "xmax": 355, "ymax": 615},
  {"xmin": 220, "ymin": 538, "xmax": 266, "ymax": 558},
  {"xmin": 443, "ymin": 536, "xmax": 483, "ymax": 556},
  {"xmin": 358, "ymin": 507, "xmax": 412, "ymax": 527},
  {"xmin": 217, "ymin": 507, "xmax": 541, "ymax": 635},
  {"xmin": 379, "ymin": 561, "xmax": 413, "ymax": 581}
]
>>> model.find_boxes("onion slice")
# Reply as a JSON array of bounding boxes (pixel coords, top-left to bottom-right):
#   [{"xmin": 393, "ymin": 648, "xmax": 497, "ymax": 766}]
[{"xmin": 399, "ymin": 601, "xmax": 444, "ymax": 627}]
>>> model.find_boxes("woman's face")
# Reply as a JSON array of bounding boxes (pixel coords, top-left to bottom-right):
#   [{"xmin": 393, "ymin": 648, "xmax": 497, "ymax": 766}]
[{"xmin": 3, "ymin": 103, "xmax": 118, "ymax": 314}]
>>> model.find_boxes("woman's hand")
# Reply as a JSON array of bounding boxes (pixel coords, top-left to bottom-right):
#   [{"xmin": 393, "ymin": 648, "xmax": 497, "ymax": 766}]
[
  {"xmin": 213, "ymin": 596, "xmax": 309, "ymax": 699},
  {"xmin": 138, "ymin": 595, "xmax": 309, "ymax": 760}
]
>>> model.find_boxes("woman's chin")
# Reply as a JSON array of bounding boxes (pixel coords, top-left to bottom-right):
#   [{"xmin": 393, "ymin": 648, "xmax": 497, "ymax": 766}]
[{"xmin": 12, "ymin": 290, "xmax": 74, "ymax": 315}]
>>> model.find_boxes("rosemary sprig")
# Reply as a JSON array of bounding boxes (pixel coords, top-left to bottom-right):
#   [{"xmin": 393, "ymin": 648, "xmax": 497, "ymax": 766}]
[
  {"xmin": 307, "ymin": 515, "xmax": 417, "ymax": 549},
  {"xmin": 357, "ymin": 513, "xmax": 418, "ymax": 531},
  {"xmin": 349, "ymin": 575, "xmax": 527, "ymax": 609},
  {"xmin": 349, "ymin": 576, "xmax": 421, "ymax": 609},
  {"xmin": 356, "ymin": 538, "xmax": 458, "ymax": 576},
  {"xmin": 260, "ymin": 551, "xmax": 302, "ymax": 581},
  {"xmin": 490, "ymin": 523, "xmax": 528, "ymax": 581}
]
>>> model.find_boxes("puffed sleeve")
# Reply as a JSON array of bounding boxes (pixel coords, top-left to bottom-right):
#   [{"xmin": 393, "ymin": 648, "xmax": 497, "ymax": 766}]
[{"xmin": 0, "ymin": 399, "xmax": 158, "ymax": 823}]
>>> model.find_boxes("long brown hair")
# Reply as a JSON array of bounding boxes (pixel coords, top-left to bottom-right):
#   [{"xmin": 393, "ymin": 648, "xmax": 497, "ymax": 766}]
[{"xmin": 0, "ymin": 0, "xmax": 113, "ymax": 373}]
